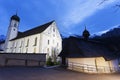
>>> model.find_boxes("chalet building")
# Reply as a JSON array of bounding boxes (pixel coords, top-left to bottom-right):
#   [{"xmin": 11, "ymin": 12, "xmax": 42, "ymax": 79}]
[
  {"xmin": 59, "ymin": 29, "xmax": 120, "ymax": 73},
  {"xmin": 0, "ymin": 14, "xmax": 62, "ymax": 62}
]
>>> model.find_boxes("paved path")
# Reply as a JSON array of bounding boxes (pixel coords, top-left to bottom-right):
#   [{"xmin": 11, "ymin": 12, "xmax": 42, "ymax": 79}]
[{"xmin": 0, "ymin": 67, "xmax": 120, "ymax": 80}]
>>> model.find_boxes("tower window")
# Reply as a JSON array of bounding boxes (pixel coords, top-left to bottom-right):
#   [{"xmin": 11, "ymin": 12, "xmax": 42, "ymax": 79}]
[{"xmin": 14, "ymin": 23, "xmax": 17, "ymax": 27}]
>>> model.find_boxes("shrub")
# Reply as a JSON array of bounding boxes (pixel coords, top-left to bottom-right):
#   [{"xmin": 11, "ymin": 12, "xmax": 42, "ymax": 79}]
[{"xmin": 46, "ymin": 57, "xmax": 54, "ymax": 66}]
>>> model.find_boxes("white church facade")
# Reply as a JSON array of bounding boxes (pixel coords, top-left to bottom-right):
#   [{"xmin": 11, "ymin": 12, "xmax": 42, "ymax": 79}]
[{"xmin": 1, "ymin": 14, "xmax": 62, "ymax": 61}]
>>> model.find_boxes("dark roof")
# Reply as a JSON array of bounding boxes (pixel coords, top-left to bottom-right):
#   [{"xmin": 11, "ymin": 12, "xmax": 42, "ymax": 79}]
[
  {"xmin": 11, "ymin": 14, "xmax": 20, "ymax": 22},
  {"xmin": 59, "ymin": 36, "xmax": 120, "ymax": 61},
  {"xmin": 11, "ymin": 21, "xmax": 54, "ymax": 40}
]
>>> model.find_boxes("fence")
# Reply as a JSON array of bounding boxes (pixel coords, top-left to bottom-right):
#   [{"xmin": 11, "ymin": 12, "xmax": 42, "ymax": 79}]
[{"xmin": 68, "ymin": 62, "xmax": 119, "ymax": 73}]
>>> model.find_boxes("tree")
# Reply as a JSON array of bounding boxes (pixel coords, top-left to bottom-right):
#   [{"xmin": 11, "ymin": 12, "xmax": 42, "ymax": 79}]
[{"xmin": 99, "ymin": 0, "xmax": 120, "ymax": 12}]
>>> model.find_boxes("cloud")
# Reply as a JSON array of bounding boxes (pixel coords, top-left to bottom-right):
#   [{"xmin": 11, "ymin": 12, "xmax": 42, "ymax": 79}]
[{"xmin": 60, "ymin": 0, "xmax": 118, "ymax": 28}]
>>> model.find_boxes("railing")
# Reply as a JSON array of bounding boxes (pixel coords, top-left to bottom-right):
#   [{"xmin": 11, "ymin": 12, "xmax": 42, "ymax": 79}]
[{"xmin": 68, "ymin": 62, "xmax": 119, "ymax": 73}]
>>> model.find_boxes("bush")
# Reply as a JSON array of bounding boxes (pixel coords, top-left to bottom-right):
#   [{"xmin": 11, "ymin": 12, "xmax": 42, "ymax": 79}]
[
  {"xmin": 46, "ymin": 57, "xmax": 60, "ymax": 66},
  {"xmin": 54, "ymin": 61, "xmax": 60, "ymax": 65},
  {"xmin": 46, "ymin": 57, "xmax": 54, "ymax": 66}
]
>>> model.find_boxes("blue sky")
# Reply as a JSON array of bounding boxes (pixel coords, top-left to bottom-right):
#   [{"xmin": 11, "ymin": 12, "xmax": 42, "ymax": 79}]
[{"xmin": 0, "ymin": 0, "xmax": 120, "ymax": 37}]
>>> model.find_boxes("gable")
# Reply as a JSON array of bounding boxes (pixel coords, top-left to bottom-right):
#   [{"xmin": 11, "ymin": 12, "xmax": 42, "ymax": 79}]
[
  {"xmin": 42, "ymin": 21, "xmax": 61, "ymax": 39},
  {"xmin": 11, "ymin": 21, "xmax": 54, "ymax": 40}
]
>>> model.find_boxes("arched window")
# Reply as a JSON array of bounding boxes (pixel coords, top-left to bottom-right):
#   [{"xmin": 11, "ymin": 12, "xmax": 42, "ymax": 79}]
[
  {"xmin": 53, "ymin": 28, "xmax": 55, "ymax": 32},
  {"xmin": 26, "ymin": 39, "xmax": 29, "ymax": 47},
  {"xmin": 34, "ymin": 37, "xmax": 37, "ymax": 46},
  {"xmin": 48, "ymin": 40, "xmax": 49, "ymax": 45},
  {"xmin": 14, "ymin": 23, "xmax": 17, "ymax": 27}
]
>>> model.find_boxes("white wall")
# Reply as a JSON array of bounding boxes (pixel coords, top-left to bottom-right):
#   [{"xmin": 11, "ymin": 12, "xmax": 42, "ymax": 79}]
[
  {"xmin": 67, "ymin": 58, "xmax": 97, "ymax": 73},
  {"xmin": 6, "ymin": 21, "xmax": 62, "ymax": 61},
  {"xmin": 67, "ymin": 57, "xmax": 119, "ymax": 73}
]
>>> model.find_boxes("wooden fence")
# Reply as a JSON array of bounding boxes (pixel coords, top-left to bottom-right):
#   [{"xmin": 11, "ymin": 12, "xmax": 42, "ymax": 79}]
[{"xmin": 68, "ymin": 62, "xmax": 119, "ymax": 73}]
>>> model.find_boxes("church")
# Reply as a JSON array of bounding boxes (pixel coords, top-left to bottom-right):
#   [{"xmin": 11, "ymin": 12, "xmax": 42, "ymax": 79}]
[{"xmin": 0, "ymin": 14, "xmax": 62, "ymax": 61}]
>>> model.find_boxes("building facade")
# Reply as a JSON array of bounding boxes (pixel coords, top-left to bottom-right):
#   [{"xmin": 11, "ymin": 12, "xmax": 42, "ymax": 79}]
[
  {"xmin": 59, "ymin": 29, "xmax": 120, "ymax": 73},
  {"xmin": 2, "ymin": 14, "xmax": 62, "ymax": 61}
]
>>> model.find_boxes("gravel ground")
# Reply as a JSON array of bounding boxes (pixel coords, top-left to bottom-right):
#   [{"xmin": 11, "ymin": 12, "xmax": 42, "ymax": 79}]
[{"xmin": 0, "ymin": 67, "xmax": 120, "ymax": 80}]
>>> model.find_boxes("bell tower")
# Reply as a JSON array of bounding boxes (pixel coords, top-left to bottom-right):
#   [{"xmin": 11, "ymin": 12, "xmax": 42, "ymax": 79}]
[
  {"xmin": 5, "ymin": 13, "xmax": 20, "ymax": 52},
  {"xmin": 82, "ymin": 26, "xmax": 90, "ymax": 40},
  {"xmin": 7, "ymin": 14, "xmax": 20, "ymax": 40}
]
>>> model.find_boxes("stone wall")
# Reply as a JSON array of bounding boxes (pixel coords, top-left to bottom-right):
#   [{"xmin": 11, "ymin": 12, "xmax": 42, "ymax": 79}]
[{"xmin": 0, "ymin": 53, "xmax": 46, "ymax": 66}]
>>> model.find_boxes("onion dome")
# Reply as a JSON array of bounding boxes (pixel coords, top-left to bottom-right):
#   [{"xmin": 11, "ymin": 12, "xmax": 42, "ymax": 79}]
[
  {"xmin": 11, "ymin": 14, "xmax": 20, "ymax": 22},
  {"xmin": 82, "ymin": 26, "xmax": 90, "ymax": 40}
]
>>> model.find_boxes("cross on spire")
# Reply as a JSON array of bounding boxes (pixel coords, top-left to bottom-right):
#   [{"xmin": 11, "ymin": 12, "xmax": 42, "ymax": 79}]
[{"xmin": 16, "ymin": 9, "xmax": 18, "ymax": 15}]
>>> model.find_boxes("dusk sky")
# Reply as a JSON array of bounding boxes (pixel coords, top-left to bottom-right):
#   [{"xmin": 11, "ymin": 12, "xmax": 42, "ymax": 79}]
[{"xmin": 0, "ymin": 0, "xmax": 120, "ymax": 37}]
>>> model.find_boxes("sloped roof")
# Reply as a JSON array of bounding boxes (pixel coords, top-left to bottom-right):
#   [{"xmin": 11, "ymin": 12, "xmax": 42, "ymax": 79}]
[
  {"xmin": 59, "ymin": 36, "xmax": 120, "ymax": 61},
  {"xmin": 11, "ymin": 21, "xmax": 54, "ymax": 40}
]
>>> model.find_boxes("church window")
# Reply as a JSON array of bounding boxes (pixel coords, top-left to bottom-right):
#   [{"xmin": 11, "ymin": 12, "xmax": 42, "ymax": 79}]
[
  {"xmin": 48, "ymin": 40, "xmax": 49, "ymax": 45},
  {"xmin": 53, "ymin": 28, "xmax": 55, "ymax": 32},
  {"xmin": 34, "ymin": 37, "xmax": 37, "ymax": 46},
  {"xmin": 26, "ymin": 39, "xmax": 29, "ymax": 47}
]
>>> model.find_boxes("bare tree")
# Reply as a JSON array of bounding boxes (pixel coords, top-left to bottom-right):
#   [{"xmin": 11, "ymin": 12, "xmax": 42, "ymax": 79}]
[
  {"xmin": 98, "ymin": 0, "xmax": 109, "ymax": 6},
  {"xmin": 99, "ymin": 0, "xmax": 120, "ymax": 12},
  {"xmin": 114, "ymin": 4, "xmax": 120, "ymax": 12}
]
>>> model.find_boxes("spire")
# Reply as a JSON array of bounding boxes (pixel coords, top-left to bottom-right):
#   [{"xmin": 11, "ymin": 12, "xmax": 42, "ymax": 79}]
[
  {"xmin": 85, "ymin": 25, "xmax": 86, "ymax": 30},
  {"xmin": 16, "ymin": 9, "xmax": 18, "ymax": 15}
]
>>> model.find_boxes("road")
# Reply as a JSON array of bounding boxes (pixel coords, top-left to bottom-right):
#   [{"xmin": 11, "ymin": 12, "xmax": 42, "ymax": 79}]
[{"xmin": 0, "ymin": 67, "xmax": 119, "ymax": 80}]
